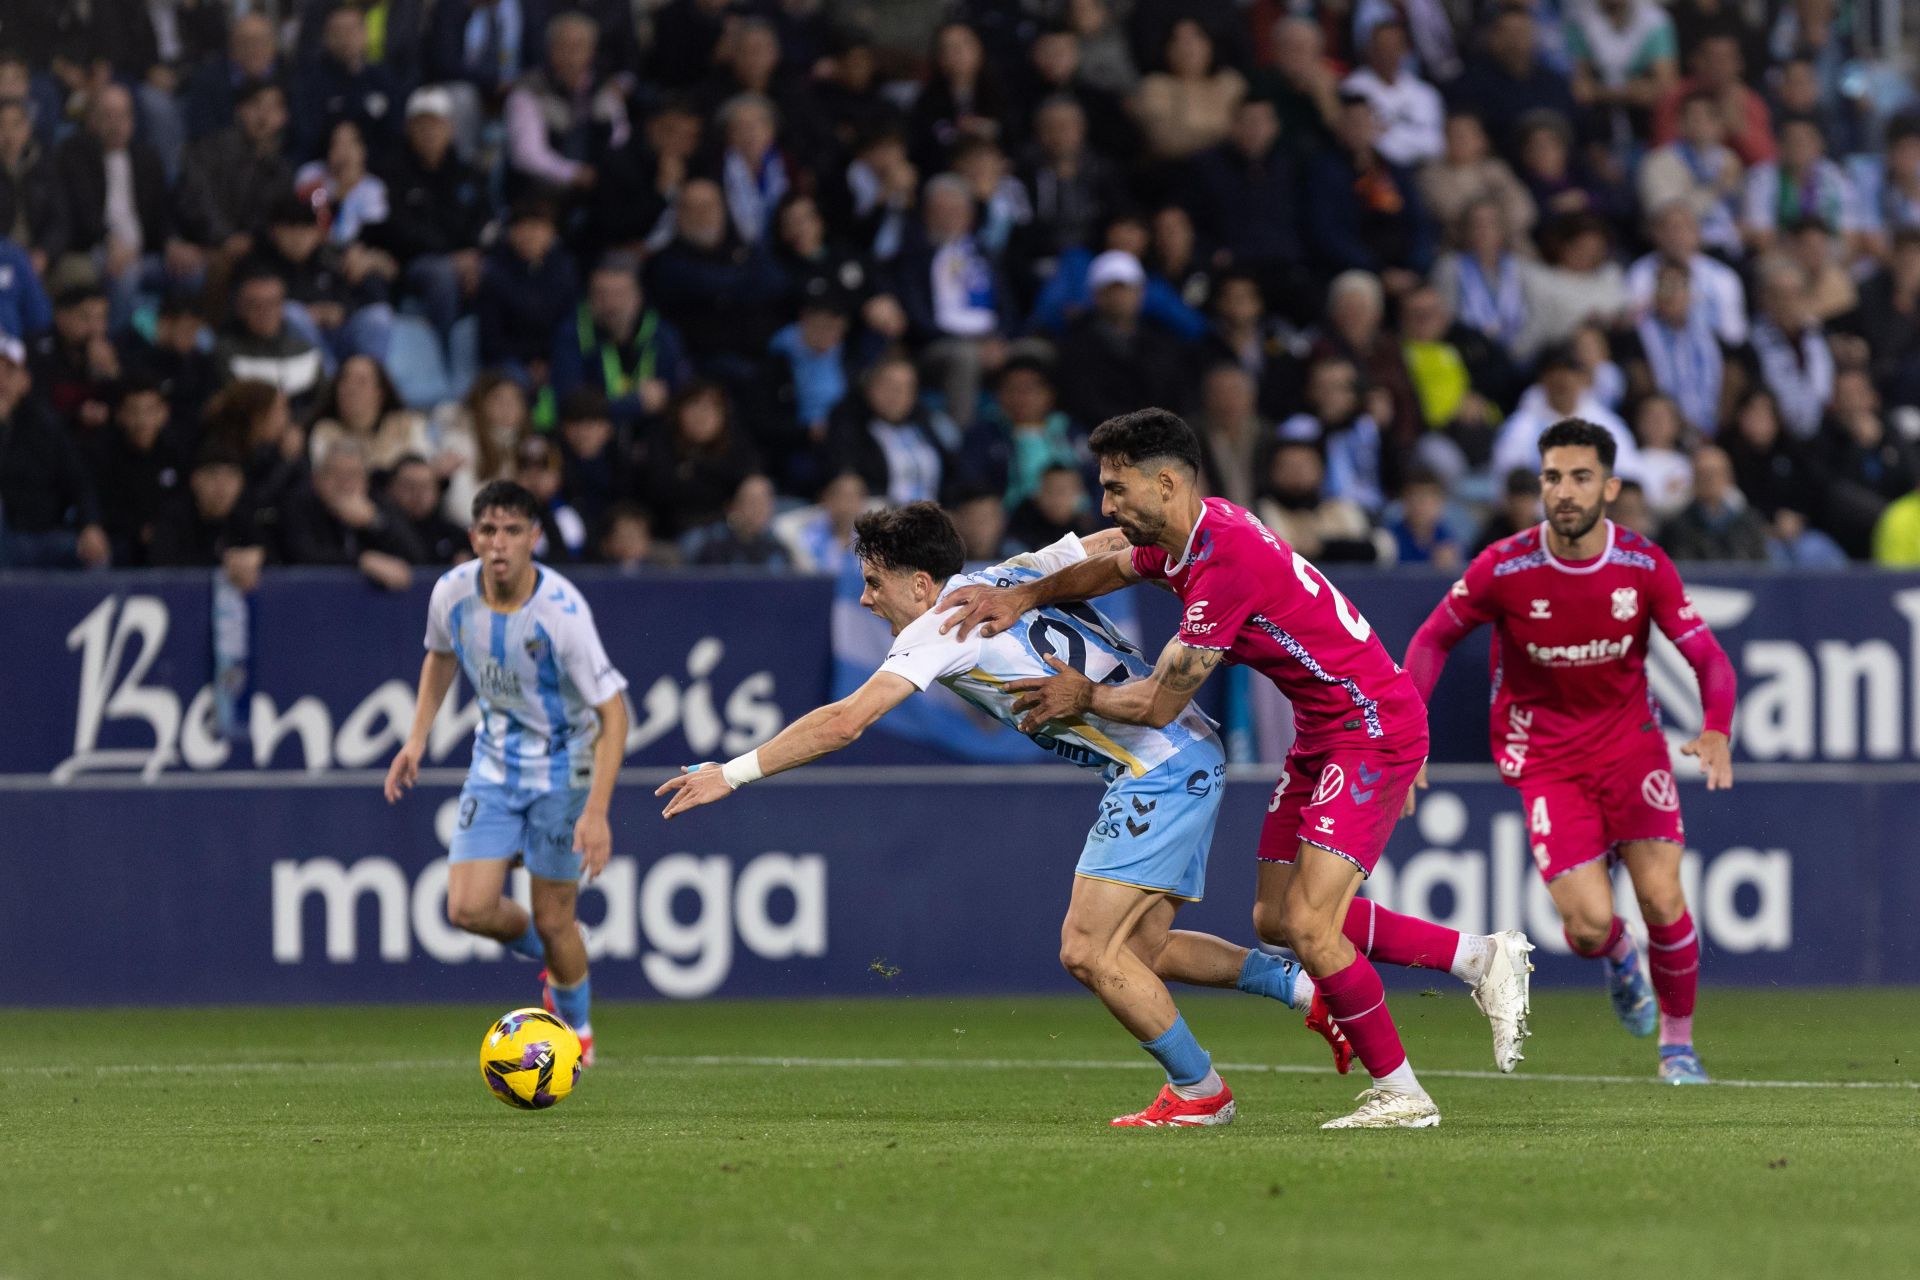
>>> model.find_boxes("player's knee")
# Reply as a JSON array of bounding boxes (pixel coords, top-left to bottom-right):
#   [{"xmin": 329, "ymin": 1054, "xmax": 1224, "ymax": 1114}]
[
  {"xmin": 1563, "ymin": 913, "xmax": 1613, "ymax": 954},
  {"xmin": 1637, "ymin": 885, "xmax": 1687, "ymax": 927},
  {"xmin": 1250, "ymin": 899, "xmax": 1288, "ymax": 948},
  {"xmin": 1269, "ymin": 898, "xmax": 1336, "ymax": 959},
  {"xmin": 446, "ymin": 897, "xmax": 491, "ymax": 933},
  {"xmin": 531, "ymin": 897, "xmax": 575, "ymax": 938}
]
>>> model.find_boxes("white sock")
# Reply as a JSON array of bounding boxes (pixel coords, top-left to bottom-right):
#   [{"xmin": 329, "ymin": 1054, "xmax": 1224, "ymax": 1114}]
[
  {"xmin": 1291, "ymin": 969, "xmax": 1316, "ymax": 1010},
  {"xmin": 1372, "ymin": 1058, "xmax": 1424, "ymax": 1096},
  {"xmin": 1171, "ymin": 1067, "xmax": 1224, "ymax": 1100},
  {"xmin": 1450, "ymin": 934, "xmax": 1495, "ymax": 984}
]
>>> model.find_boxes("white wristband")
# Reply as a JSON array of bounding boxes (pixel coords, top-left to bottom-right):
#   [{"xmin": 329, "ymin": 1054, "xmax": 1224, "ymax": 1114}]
[{"xmin": 720, "ymin": 751, "xmax": 764, "ymax": 789}]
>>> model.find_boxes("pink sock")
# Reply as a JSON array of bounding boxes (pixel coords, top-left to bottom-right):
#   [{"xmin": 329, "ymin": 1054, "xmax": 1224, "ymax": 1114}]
[
  {"xmin": 1343, "ymin": 897, "xmax": 1462, "ymax": 971},
  {"xmin": 1566, "ymin": 916, "xmax": 1632, "ymax": 963},
  {"xmin": 1314, "ymin": 952, "xmax": 1409, "ymax": 1079},
  {"xmin": 1645, "ymin": 912, "xmax": 1700, "ymax": 1043}
]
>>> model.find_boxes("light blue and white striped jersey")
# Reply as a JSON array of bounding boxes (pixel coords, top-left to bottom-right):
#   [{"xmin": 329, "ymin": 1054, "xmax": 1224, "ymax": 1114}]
[
  {"xmin": 880, "ymin": 534, "xmax": 1218, "ymax": 777},
  {"xmin": 424, "ymin": 562, "xmax": 629, "ymax": 792}
]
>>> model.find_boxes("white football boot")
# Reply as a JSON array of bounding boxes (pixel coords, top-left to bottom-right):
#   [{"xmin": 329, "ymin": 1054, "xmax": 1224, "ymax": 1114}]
[
  {"xmin": 1320, "ymin": 1087, "xmax": 1442, "ymax": 1130},
  {"xmin": 1470, "ymin": 929, "xmax": 1536, "ymax": 1073}
]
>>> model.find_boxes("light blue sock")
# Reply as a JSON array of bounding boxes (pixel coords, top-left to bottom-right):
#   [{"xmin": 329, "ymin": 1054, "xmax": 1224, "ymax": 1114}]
[
  {"xmin": 548, "ymin": 973, "xmax": 591, "ymax": 1032},
  {"xmin": 1237, "ymin": 949, "xmax": 1307, "ymax": 1010},
  {"xmin": 503, "ymin": 920, "xmax": 545, "ymax": 962},
  {"xmin": 1139, "ymin": 1014, "xmax": 1211, "ymax": 1086}
]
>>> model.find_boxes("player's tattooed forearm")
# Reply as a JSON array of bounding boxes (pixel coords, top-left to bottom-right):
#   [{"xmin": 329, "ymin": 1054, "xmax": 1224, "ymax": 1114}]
[{"xmin": 1157, "ymin": 646, "xmax": 1224, "ymax": 694}]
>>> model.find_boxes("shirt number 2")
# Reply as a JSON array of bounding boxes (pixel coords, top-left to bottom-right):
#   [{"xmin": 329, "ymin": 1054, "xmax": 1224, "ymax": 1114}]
[{"xmin": 1291, "ymin": 552, "xmax": 1373, "ymax": 642}]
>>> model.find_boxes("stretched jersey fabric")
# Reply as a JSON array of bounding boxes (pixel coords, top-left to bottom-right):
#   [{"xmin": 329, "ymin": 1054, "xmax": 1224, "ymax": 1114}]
[
  {"xmin": 881, "ymin": 534, "xmax": 1218, "ymax": 777},
  {"xmin": 1129, "ymin": 497, "xmax": 1428, "ymax": 755},
  {"xmin": 1404, "ymin": 520, "xmax": 1736, "ymax": 785},
  {"xmin": 425, "ymin": 561, "xmax": 629, "ymax": 792}
]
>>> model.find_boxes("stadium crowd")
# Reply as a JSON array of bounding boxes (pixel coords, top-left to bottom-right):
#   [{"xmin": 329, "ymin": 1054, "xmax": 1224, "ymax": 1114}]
[{"xmin": 2, "ymin": 0, "xmax": 1919, "ymax": 585}]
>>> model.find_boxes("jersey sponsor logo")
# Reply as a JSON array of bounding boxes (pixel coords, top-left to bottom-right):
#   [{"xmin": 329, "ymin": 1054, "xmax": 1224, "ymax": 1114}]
[
  {"xmin": 1529, "ymin": 598, "xmax": 1552, "ymax": 619},
  {"xmin": 1307, "ymin": 763, "xmax": 1346, "ymax": 808},
  {"xmin": 1524, "ymin": 634, "xmax": 1635, "ymax": 666},
  {"xmin": 1185, "ymin": 762, "xmax": 1225, "ymax": 797},
  {"xmin": 1677, "ymin": 599, "xmax": 1699, "ymax": 621},
  {"xmin": 1641, "ymin": 768, "xmax": 1680, "ymax": 811},
  {"xmin": 1501, "ymin": 706, "xmax": 1533, "ymax": 777},
  {"xmin": 1450, "ymin": 578, "xmax": 1470, "ymax": 598},
  {"xmin": 476, "ymin": 660, "xmax": 524, "ymax": 701},
  {"xmin": 1611, "ymin": 587, "xmax": 1640, "ymax": 621},
  {"xmin": 1183, "ymin": 600, "xmax": 1217, "ymax": 635},
  {"xmin": 1315, "ymin": 814, "xmax": 1336, "ymax": 835}
]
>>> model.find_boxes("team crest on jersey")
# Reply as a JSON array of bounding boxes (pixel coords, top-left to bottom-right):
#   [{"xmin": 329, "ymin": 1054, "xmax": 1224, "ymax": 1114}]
[
  {"xmin": 1307, "ymin": 763, "xmax": 1346, "ymax": 808},
  {"xmin": 1640, "ymin": 769, "xmax": 1679, "ymax": 811},
  {"xmin": 1611, "ymin": 587, "xmax": 1639, "ymax": 621},
  {"xmin": 1529, "ymin": 598, "xmax": 1552, "ymax": 619},
  {"xmin": 524, "ymin": 635, "xmax": 550, "ymax": 662}
]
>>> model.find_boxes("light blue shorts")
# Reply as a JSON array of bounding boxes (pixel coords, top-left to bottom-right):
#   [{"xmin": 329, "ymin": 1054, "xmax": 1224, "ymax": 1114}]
[
  {"xmin": 448, "ymin": 781, "xmax": 589, "ymax": 882},
  {"xmin": 1076, "ymin": 736, "xmax": 1226, "ymax": 902}
]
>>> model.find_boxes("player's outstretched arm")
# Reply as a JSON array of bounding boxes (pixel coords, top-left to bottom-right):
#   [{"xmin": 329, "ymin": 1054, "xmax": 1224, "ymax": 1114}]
[
  {"xmin": 385, "ymin": 651, "xmax": 459, "ymax": 803},
  {"xmin": 940, "ymin": 549, "xmax": 1141, "ymax": 640},
  {"xmin": 656, "ymin": 672, "xmax": 917, "ymax": 818},
  {"xmin": 572, "ymin": 692, "xmax": 629, "ymax": 878},
  {"xmin": 1008, "ymin": 637, "xmax": 1223, "ymax": 731}
]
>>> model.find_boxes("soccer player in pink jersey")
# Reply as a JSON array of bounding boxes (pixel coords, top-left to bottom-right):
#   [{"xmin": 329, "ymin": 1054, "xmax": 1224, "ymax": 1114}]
[
  {"xmin": 1404, "ymin": 419, "xmax": 1737, "ymax": 1085},
  {"xmin": 944, "ymin": 409, "xmax": 1535, "ymax": 1130}
]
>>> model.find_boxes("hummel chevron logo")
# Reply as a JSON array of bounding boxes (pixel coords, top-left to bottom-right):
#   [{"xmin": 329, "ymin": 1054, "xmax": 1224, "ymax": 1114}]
[
  {"xmin": 1125, "ymin": 818, "xmax": 1152, "ymax": 837},
  {"xmin": 1349, "ymin": 762, "xmax": 1383, "ymax": 805},
  {"xmin": 1131, "ymin": 797, "xmax": 1157, "ymax": 815}
]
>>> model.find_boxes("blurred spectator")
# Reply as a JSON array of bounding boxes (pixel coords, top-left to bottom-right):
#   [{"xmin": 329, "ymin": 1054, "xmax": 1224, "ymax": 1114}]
[
  {"xmin": 1016, "ymin": 25, "xmax": 1137, "ymax": 161},
  {"xmin": 201, "ymin": 378, "xmax": 306, "ymax": 541},
  {"xmin": 30, "ymin": 283, "xmax": 118, "ymax": 436},
  {"xmin": 1877, "ymin": 116, "xmax": 1920, "ymax": 237},
  {"xmin": 1873, "ymin": 481, "xmax": 1920, "ymax": 566},
  {"xmin": 644, "ymin": 178, "xmax": 787, "ymax": 383},
  {"xmin": 373, "ymin": 87, "xmax": 491, "ymax": 345},
  {"xmin": 1186, "ymin": 98, "xmax": 1301, "ymax": 283},
  {"xmin": 1630, "ymin": 394, "xmax": 1696, "ymax": 520},
  {"xmin": 214, "ymin": 269, "xmax": 326, "ymax": 413},
  {"xmin": 150, "ymin": 447, "xmax": 265, "ymax": 588},
  {"xmin": 777, "ymin": 470, "xmax": 870, "ymax": 574},
  {"xmin": 1312, "ymin": 270, "xmax": 1420, "ymax": 455},
  {"xmin": 1386, "ymin": 466, "xmax": 1462, "ymax": 570},
  {"xmin": 1845, "ymin": 228, "xmax": 1920, "ymax": 410},
  {"xmin": 1254, "ymin": 17, "xmax": 1338, "ymax": 152},
  {"xmin": 242, "ymin": 195, "xmax": 393, "ymax": 366},
  {"xmin": 174, "ymin": 79, "xmax": 292, "ymax": 266},
  {"xmin": 1722, "ymin": 387, "xmax": 1846, "ymax": 565},
  {"xmin": 1568, "ymin": 0, "xmax": 1680, "ymax": 148},
  {"xmin": 828, "ymin": 354, "xmax": 953, "ymax": 506},
  {"xmin": 689, "ymin": 472, "xmax": 792, "ymax": 568},
  {"xmin": 1307, "ymin": 93, "xmax": 1434, "ymax": 284},
  {"xmin": 1739, "ymin": 113, "xmax": 1861, "ymax": 258},
  {"xmin": 281, "ymin": 435, "xmax": 420, "ymax": 586},
  {"xmin": 53, "ymin": 84, "xmax": 180, "ymax": 327},
  {"xmin": 1200, "ymin": 272, "xmax": 1299, "ymax": 416},
  {"xmin": 1818, "ymin": 368, "xmax": 1918, "ymax": 558},
  {"xmin": 1749, "ymin": 259, "xmax": 1833, "ymax": 440},
  {"xmin": 640, "ymin": 381, "xmax": 758, "ymax": 539},
  {"xmin": 948, "ymin": 486, "xmax": 1018, "ymax": 561},
  {"xmin": 1650, "ymin": 31, "xmax": 1774, "ymax": 165},
  {"xmin": 291, "ymin": 6, "xmax": 400, "ymax": 164},
  {"xmin": 1608, "ymin": 477, "xmax": 1659, "ymax": 538},
  {"xmin": 1191, "ymin": 363, "xmax": 1265, "ymax": 510},
  {"xmin": 1491, "ymin": 345, "xmax": 1641, "ymax": 483},
  {"xmin": 1638, "ymin": 90, "xmax": 1744, "ymax": 259},
  {"xmin": 1065, "ymin": 0, "xmax": 1139, "ymax": 98},
  {"xmin": 1277, "ymin": 355, "xmax": 1385, "ymax": 514},
  {"xmin": 429, "ymin": 371, "xmax": 528, "ymax": 524},
  {"xmin": 1054, "ymin": 250, "xmax": 1189, "ymax": 431},
  {"xmin": 1452, "ymin": 5, "xmax": 1579, "ymax": 163},
  {"xmin": 1782, "ymin": 218, "xmax": 1856, "ymax": 323},
  {"xmin": 554, "ymin": 387, "xmax": 629, "ymax": 535},
  {"xmin": 1473, "ymin": 466, "xmax": 1543, "ymax": 553},
  {"xmin": 307, "ymin": 354, "xmax": 427, "ymax": 474},
  {"xmin": 1419, "ymin": 110, "xmax": 1535, "ymax": 252},
  {"xmin": 769, "ymin": 293, "xmax": 855, "ymax": 464},
  {"xmin": 771, "ymin": 191, "xmax": 883, "ymax": 328},
  {"xmin": 504, "ymin": 14, "xmax": 630, "ymax": 204},
  {"xmin": 1434, "ymin": 198, "xmax": 1533, "ymax": 356},
  {"xmin": 551, "ymin": 253, "xmax": 688, "ymax": 431},
  {"xmin": 1255, "ymin": 439, "xmax": 1378, "ymax": 562},
  {"xmin": 1015, "ymin": 94, "xmax": 1125, "ymax": 286},
  {"xmin": 1626, "ymin": 202, "xmax": 1748, "ymax": 346},
  {"xmin": 711, "ymin": 93, "xmax": 792, "ymax": 248},
  {"xmin": 123, "ymin": 289, "xmax": 218, "ymax": 443},
  {"xmin": 385, "ymin": 453, "xmax": 470, "ymax": 565},
  {"xmin": 92, "ymin": 376, "xmax": 182, "ymax": 565},
  {"xmin": 183, "ymin": 13, "xmax": 281, "ymax": 142},
  {"xmin": 1513, "ymin": 111, "xmax": 1631, "ymax": 227},
  {"xmin": 1008, "ymin": 462, "xmax": 1103, "ymax": 550},
  {"xmin": 0, "ymin": 331, "xmax": 108, "ymax": 567},
  {"xmin": 596, "ymin": 502, "xmax": 678, "ymax": 572},
  {"xmin": 910, "ymin": 22, "xmax": 1009, "ymax": 174},
  {"xmin": 1659, "ymin": 442, "xmax": 1768, "ymax": 561},
  {"xmin": 952, "ymin": 138, "xmax": 1031, "ymax": 266},
  {"xmin": 1341, "ymin": 21, "xmax": 1444, "ymax": 169},
  {"xmin": 512, "ymin": 433, "xmax": 586, "ymax": 559},
  {"xmin": 959, "ymin": 355, "xmax": 1085, "ymax": 511},
  {"xmin": 296, "ymin": 120, "xmax": 392, "ymax": 248},
  {"xmin": 1129, "ymin": 18, "xmax": 1245, "ymax": 165},
  {"xmin": 892, "ymin": 173, "xmax": 1011, "ymax": 426},
  {"xmin": 1027, "ymin": 212, "xmax": 1207, "ymax": 339},
  {"xmin": 0, "ymin": 96, "xmax": 62, "ymax": 272},
  {"xmin": 477, "ymin": 197, "xmax": 578, "ymax": 378},
  {"xmin": 1397, "ymin": 284, "xmax": 1504, "ymax": 466},
  {"xmin": 1518, "ymin": 214, "xmax": 1628, "ymax": 362},
  {"xmin": 1621, "ymin": 261, "xmax": 1727, "ymax": 437}
]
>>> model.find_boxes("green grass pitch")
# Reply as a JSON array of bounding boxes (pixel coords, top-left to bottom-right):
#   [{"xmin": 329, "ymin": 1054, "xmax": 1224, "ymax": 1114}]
[{"xmin": 5, "ymin": 988, "xmax": 1916, "ymax": 1279}]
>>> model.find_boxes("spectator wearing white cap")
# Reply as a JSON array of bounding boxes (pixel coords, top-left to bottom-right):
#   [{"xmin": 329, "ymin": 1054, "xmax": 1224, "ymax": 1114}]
[
  {"xmin": 0, "ymin": 330, "xmax": 110, "ymax": 568},
  {"xmin": 371, "ymin": 86, "xmax": 492, "ymax": 345},
  {"xmin": 1054, "ymin": 249, "xmax": 1190, "ymax": 429}
]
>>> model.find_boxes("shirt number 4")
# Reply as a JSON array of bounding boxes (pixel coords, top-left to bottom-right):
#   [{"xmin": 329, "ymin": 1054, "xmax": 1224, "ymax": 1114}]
[{"xmin": 1291, "ymin": 552, "xmax": 1373, "ymax": 642}]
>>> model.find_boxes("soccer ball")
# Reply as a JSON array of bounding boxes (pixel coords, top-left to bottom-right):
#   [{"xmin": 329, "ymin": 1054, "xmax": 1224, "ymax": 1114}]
[{"xmin": 480, "ymin": 1008, "xmax": 583, "ymax": 1110}]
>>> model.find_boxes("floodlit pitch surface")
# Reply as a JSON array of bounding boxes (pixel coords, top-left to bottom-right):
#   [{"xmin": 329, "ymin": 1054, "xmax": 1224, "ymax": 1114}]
[{"xmin": 6, "ymin": 989, "xmax": 1916, "ymax": 1279}]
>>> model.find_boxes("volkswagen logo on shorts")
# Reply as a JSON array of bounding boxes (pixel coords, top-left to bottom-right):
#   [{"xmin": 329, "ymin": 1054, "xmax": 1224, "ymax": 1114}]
[
  {"xmin": 1307, "ymin": 763, "xmax": 1346, "ymax": 808},
  {"xmin": 1641, "ymin": 769, "xmax": 1679, "ymax": 811}
]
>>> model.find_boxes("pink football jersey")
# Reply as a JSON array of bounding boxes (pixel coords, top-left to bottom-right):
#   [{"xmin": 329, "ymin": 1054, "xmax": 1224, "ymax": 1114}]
[
  {"xmin": 1437, "ymin": 520, "xmax": 1727, "ymax": 782},
  {"xmin": 1131, "ymin": 497, "xmax": 1428, "ymax": 753}
]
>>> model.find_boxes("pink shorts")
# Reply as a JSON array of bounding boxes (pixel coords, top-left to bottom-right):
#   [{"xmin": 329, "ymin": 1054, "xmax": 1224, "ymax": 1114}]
[
  {"xmin": 1258, "ymin": 740, "xmax": 1427, "ymax": 876},
  {"xmin": 1516, "ymin": 737, "xmax": 1687, "ymax": 882}
]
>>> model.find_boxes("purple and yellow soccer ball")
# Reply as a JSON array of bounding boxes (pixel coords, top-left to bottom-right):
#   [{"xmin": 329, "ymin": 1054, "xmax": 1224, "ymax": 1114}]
[{"xmin": 480, "ymin": 1008, "xmax": 583, "ymax": 1110}]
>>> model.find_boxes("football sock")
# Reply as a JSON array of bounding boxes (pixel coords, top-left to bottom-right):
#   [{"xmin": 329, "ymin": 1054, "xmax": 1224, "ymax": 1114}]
[
  {"xmin": 1449, "ymin": 933, "xmax": 1495, "ymax": 984},
  {"xmin": 1372, "ymin": 1058, "xmax": 1424, "ymax": 1096},
  {"xmin": 1342, "ymin": 897, "xmax": 1462, "ymax": 973},
  {"xmin": 1236, "ymin": 949, "xmax": 1312, "ymax": 1010},
  {"xmin": 503, "ymin": 919, "xmax": 545, "ymax": 962},
  {"xmin": 548, "ymin": 972, "xmax": 592, "ymax": 1034},
  {"xmin": 1645, "ymin": 912, "xmax": 1700, "ymax": 1046},
  {"xmin": 1171, "ymin": 1067, "xmax": 1225, "ymax": 1101},
  {"xmin": 1139, "ymin": 1014, "xmax": 1212, "ymax": 1088},
  {"xmin": 1314, "ymin": 953, "xmax": 1415, "ymax": 1085}
]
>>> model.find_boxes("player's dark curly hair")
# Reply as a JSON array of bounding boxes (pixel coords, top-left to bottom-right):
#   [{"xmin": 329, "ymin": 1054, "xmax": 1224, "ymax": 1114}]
[
  {"xmin": 1537, "ymin": 419, "xmax": 1618, "ymax": 473},
  {"xmin": 852, "ymin": 501, "xmax": 964, "ymax": 581},
  {"xmin": 1087, "ymin": 407, "xmax": 1203, "ymax": 476},
  {"xmin": 471, "ymin": 479, "xmax": 544, "ymax": 524}
]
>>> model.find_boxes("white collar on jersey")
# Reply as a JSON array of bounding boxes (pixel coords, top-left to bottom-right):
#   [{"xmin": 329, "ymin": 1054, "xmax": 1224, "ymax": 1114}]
[
  {"xmin": 1164, "ymin": 502, "xmax": 1212, "ymax": 574},
  {"xmin": 1538, "ymin": 519, "xmax": 1616, "ymax": 574}
]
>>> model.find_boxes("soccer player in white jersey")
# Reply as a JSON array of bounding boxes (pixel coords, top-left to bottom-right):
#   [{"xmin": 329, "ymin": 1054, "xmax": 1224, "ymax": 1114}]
[
  {"xmin": 657, "ymin": 502, "xmax": 1350, "ymax": 1127},
  {"xmin": 385, "ymin": 481, "xmax": 629, "ymax": 1066}
]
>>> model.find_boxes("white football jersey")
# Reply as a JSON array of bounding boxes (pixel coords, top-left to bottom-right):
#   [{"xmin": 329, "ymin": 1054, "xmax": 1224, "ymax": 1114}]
[
  {"xmin": 424, "ymin": 562, "xmax": 628, "ymax": 792},
  {"xmin": 881, "ymin": 535, "xmax": 1219, "ymax": 776}
]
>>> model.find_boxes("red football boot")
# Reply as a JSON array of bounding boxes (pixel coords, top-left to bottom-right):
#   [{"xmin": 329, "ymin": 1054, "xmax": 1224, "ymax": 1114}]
[
  {"xmin": 1110, "ymin": 1080, "xmax": 1236, "ymax": 1128},
  {"xmin": 1306, "ymin": 990, "xmax": 1354, "ymax": 1075}
]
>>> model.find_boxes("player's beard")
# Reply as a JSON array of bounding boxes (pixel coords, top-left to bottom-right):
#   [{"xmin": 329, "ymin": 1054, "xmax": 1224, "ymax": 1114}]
[
  {"xmin": 1549, "ymin": 496, "xmax": 1606, "ymax": 543},
  {"xmin": 1115, "ymin": 508, "xmax": 1164, "ymax": 546}
]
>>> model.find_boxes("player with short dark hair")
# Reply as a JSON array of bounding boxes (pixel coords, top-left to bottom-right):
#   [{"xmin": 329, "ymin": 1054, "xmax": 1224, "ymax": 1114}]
[
  {"xmin": 658, "ymin": 501, "xmax": 1355, "ymax": 1128},
  {"xmin": 943, "ymin": 409, "xmax": 1536, "ymax": 1130},
  {"xmin": 384, "ymin": 479, "xmax": 630, "ymax": 1066},
  {"xmin": 1404, "ymin": 418, "xmax": 1738, "ymax": 1084}
]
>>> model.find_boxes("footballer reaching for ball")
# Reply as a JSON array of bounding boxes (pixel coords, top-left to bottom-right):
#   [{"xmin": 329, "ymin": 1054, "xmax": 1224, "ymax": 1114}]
[
  {"xmin": 385, "ymin": 480, "xmax": 629, "ymax": 1066},
  {"xmin": 1404, "ymin": 419, "xmax": 1737, "ymax": 1084},
  {"xmin": 940, "ymin": 409, "xmax": 1536, "ymax": 1130},
  {"xmin": 658, "ymin": 501, "xmax": 1355, "ymax": 1129}
]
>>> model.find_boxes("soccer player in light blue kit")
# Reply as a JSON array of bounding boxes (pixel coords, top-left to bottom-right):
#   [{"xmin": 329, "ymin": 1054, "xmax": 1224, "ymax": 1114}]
[
  {"xmin": 386, "ymin": 480, "xmax": 629, "ymax": 1065},
  {"xmin": 656, "ymin": 502, "xmax": 1347, "ymax": 1127}
]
